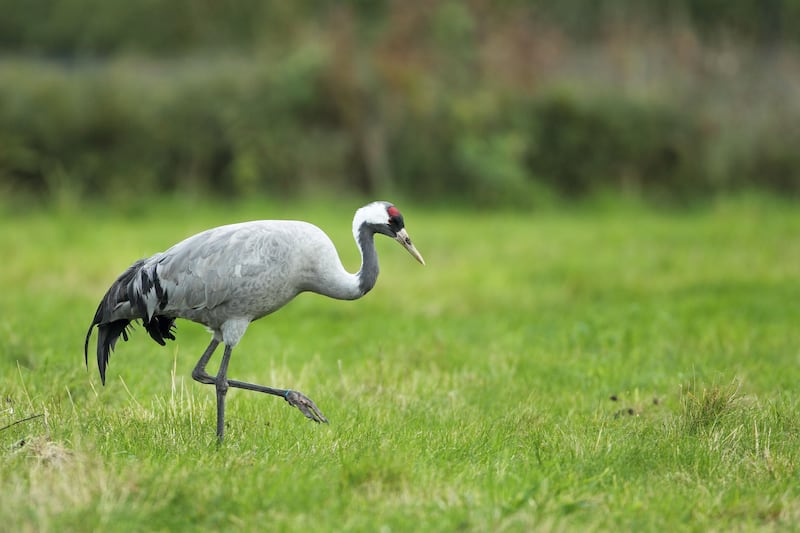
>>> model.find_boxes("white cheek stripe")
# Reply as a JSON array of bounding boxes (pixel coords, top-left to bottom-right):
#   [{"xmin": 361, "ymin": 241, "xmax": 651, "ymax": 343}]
[{"xmin": 352, "ymin": 201, "xmax": 393, "ymax": 241}]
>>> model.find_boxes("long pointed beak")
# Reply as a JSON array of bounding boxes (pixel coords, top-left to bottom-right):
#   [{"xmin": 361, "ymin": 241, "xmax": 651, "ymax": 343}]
[{"xmin": 395, "ymin": 228, "xmax": 425, "ymax": 265}]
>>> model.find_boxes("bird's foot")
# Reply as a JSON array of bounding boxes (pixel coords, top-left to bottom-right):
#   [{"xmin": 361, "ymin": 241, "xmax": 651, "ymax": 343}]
[{"xmin": 284, "ymin": 390, "xmax": 328, "ymax": 424}]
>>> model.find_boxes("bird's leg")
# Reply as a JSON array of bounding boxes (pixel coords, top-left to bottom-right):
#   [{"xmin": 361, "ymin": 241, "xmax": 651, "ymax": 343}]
[
  {"xmin": 227, "ymin": 379, "xmax": 329, "ymax": 424},
  {"xmin": 214, "ymin": 344, "xmax": 233, "ymax": 442},
  {"xmin": 191, "ymin": 338, "xmax": 220, "ymax": 385}
]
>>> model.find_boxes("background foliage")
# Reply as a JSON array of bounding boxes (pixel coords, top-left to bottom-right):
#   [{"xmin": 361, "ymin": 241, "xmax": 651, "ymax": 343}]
[{"xmin": 1, "ymin": 0, "xmax": 799, "ymax": 205}]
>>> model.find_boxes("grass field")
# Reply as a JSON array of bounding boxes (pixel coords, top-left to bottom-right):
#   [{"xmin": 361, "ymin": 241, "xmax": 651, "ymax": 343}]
[{"xmin": 1, "ymin": 196, "xmax": 799, "ymax": 531}]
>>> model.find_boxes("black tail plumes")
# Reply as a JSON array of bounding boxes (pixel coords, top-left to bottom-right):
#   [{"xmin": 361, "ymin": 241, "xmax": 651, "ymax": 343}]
[{"xmin": 84, "ymin": 259, "xmax": 176, "ymax": 384}]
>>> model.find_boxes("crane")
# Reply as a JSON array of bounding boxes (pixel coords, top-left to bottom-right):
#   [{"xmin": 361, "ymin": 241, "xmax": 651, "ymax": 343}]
[{"xmin": 84, "ymin": 201, "xmax": 424, "ymax": 441}]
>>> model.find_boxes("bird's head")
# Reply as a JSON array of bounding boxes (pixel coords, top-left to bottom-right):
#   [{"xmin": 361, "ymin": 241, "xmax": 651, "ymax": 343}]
[{"xmin": 354, "ymin": 201, "xmax": 425, "ymax": 265}]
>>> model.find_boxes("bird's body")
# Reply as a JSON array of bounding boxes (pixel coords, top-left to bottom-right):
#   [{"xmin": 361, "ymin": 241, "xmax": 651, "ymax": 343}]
[
  {"xmin": 85, "ymin": 201, "xmax": 424, "ymax": 440},
  {"xmin": 123, "ymin": 220, "xmax": 362, "ymax": 331}
]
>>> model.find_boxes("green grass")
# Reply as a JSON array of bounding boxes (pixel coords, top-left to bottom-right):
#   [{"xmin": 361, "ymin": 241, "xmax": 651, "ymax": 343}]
[{"xmin": 1, "ymin": 195, "xmax": 799, "ymax": 531}]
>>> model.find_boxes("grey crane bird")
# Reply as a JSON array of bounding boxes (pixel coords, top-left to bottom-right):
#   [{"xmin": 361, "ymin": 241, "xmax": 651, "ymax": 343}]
[{"xmin": 85, "ymin": 201, "xmax": 424, "ymax": 441}]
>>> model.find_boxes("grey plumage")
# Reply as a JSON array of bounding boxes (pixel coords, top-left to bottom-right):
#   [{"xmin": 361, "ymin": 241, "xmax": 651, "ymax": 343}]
[{"xmin": 85, "ymin": 201, "xmax": 424, "ymax": 441}]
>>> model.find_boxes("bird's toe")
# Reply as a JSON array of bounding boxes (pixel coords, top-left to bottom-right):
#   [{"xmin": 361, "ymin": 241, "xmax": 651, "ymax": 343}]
[{"xmin": 284, "ymin": 390, "xmax": 329, "ymax": 424}]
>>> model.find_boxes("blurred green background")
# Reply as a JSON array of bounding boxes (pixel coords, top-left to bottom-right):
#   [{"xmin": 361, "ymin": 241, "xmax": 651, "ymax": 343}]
[{"xmin": 1, "ymin": 0, "xmax": 798, "ymax": 206}]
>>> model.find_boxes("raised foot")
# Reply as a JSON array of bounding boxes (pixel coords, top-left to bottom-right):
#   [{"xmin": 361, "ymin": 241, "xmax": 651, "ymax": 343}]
[{"xmin": 284, "ymin": 390, "xmax": 329, "ymax": 424}]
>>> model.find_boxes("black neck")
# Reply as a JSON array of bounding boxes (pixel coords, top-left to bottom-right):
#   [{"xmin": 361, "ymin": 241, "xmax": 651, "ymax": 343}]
[{"xmin": 357, "ymin": 223, "xmax": 380, "ymax": 295}]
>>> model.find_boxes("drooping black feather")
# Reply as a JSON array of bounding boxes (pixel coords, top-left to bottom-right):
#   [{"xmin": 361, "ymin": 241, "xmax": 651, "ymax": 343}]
[
  {"xmin": 145, "ymin": 315, "xmax": 176, "ymax": 346},
  {"xmin": 84, "ymin": 259, "xmax": 175, "ymax": 385}
]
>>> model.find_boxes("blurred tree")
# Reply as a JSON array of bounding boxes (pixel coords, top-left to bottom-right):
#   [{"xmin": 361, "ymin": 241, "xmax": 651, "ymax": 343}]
[{"xmin": 1, "ymin": 0, "xmax": 799, "ymax": 203}]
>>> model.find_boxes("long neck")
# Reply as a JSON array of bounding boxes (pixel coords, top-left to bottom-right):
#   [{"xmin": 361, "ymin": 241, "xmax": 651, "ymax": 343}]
[
  {"xmin": 355, "ymin": 223, "xmax": 380, "ymax": 296},
  {"xmin": 309, "ymin": 223, "xmax": 379, "ymax": 301}
]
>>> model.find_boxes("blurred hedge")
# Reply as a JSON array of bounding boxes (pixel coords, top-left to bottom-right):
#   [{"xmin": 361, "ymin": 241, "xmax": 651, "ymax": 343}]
[
  {"xmin": 1, "ymin": 1, "xmax": 799, "ymax": 205},
  {"xmin": 2, "ymin": 0, "xmax": 797, "ymax": 56}
]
